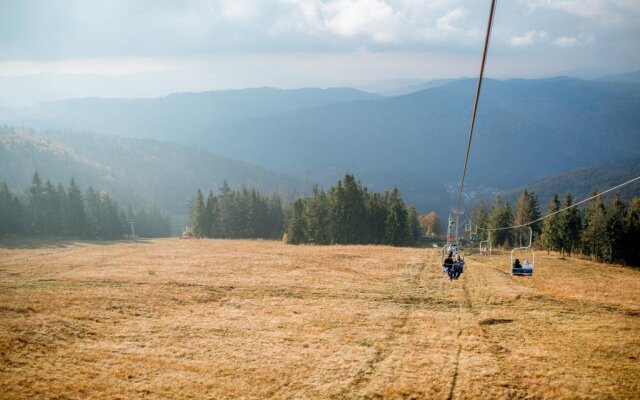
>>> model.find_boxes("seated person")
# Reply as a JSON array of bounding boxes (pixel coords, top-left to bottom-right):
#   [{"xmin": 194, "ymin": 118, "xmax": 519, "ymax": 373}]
[
  {"xmin": 523, "ymin": 260, "xmax": 533, "ymax": 269},
  {"xmin": 453, "ymin": 255, "xmax": 464, "ymax": 279},
  {"xmin": 443, "ymin": 252, "xmax": 455, "ymax": 280},
  {"xmin": 512, "ymin": 258, "xmax": 522, "ymax": 269}
]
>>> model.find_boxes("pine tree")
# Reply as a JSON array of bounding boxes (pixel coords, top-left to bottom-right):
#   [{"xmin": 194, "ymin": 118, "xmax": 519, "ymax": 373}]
[
  {"xmin": 471, "ymin": 201, "xmax": 489, "ymax": 241},
  {"xmin": 286, "ymin": 198, "xmax": 307, "ymax": 244},
  {"xmin": 341, "ymin": 174, "xmax": 366, "ymax": 244},
  {"xmin": 385, "ymin": 188, "xmax": 408, "ymax": 246},
  {"xmin": 559, "ymin": 193, "xmax": 581, "ymax": 256},
  {"xmin": 513, "ymin": 190, "xmax": 541, "ymax": 247},
  {"xmin": 84, "ymin": 187, "xmax": 100, "ymax": 238},
  {"xmin": 0, "ymin": 182, "xmax": 22, "ymax": 234},
  {"xmin": 191, "ymin": 189, "xmax": 207, "ymax": 238},
  {"xmin": 366, "ymin": 192, "xmax": 388, "ymax": 244},
  {"xmin": 328, "ymin": 180, "xmax": 345, "ymax": 244},
  {"xmin": 267, "ymin": 194, "xmax": 285, "ymax": 239},
  {"xmin": 541, "ymin": 194, "xmax": 562, "ymax": 254},
  {"xmin": 27, "ymin": 171, "xmax": 44, "ymax": 235},
  {"xmin": 581, "ymin": 193, "xmax": 608, "ymax": 262},
  {"xmin": 66, "ymin": 178, "xmax": 85, "ymax": 238},
  {"xmin": 488, "ymin": 196, "xmax": 513, "ymax": 247},
  {"xmin": 205, "ymin": 191, "xmax": 219, "ymax": 238},
  {"xmin": 606, "ymin": 193, "xmax": 626, "ymax": 263},
  {"xmin": 56, "ymin": 183, "xmax": 67, "ymax": 235},
  {"xmin": 305, "ymin": 185, "xmax": 330, "ymax": 244},
  {"xmin": 623, "ymin": 197, "xmax": 640, "ymax": 267},
  {"xmin": 218, "ymin": 180, "xmax": 234, "ymax": 237},
  {"xmin": 406, "ymin": 205, "xmax": 421, "ymax": 245}
]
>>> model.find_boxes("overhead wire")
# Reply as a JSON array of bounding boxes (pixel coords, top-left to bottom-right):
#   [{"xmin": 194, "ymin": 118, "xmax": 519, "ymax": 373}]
[
  {"xmin": 450, "ymin": 0, "xmax": 638, "ymax": 238},
  {"xmin": 454, "ymin": 0, "xmax": 497, "ymax": 217},
  {"xmin": 473, "ymin": 175, "xmax": 640, "ymax": 232}
]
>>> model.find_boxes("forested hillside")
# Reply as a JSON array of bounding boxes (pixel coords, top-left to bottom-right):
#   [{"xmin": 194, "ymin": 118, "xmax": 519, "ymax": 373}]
[
  {"xmin": 0, "ymin": 127, "xmax": 303, "ymax": 214},
  {"xmin": 197, "ymin": 78, "xmax": 640, "ymax": 190},
  {"xmin": 497, "ymin": 158, "xmax": 640, "ymax": 208}
]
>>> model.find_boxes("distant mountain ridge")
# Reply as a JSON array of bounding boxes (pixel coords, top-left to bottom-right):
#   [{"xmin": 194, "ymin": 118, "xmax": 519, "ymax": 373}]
[
  {"xmin": 0, "ymin": 87, "xmax": 380, "ymax": 140},
  {"xmin": 0, "ymin": 127, "xmax": 303, "ymax": 214},
  {"xmin": 597, "ymin": 70, "xmax": 640, "ymax": 84},
  {"xmin": 195, "ymin": 77, "xmax": 640, "ymax": 191}
]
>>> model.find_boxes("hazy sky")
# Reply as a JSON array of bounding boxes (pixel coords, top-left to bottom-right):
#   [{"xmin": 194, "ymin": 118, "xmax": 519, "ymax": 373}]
[{"xmin": 0, "ymin": 0, "xmax": 639, "ymax": 104}]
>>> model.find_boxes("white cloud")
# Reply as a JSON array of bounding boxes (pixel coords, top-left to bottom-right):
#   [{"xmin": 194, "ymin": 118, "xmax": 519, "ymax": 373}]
[
  {"xmin": 322, "ymin": 0, "xmax": 403, "ymax": 43},
  {"xmin": 436, "ymin": 8, "xmax": 467, "ymax": 32},
  {"xmin": 521, "ymin": 0, "xmax": 640, "ymax": 23},
  {"xmin": 216, "ymin": 0, "xmax": 262, "ymax": 21},
  {"xmin": 552, "ymin": 32, "xmax": 595, "ymax": 47},
  {"xmin": 509, "ymin": 30, "xmax": 549, "ymax": 46}
]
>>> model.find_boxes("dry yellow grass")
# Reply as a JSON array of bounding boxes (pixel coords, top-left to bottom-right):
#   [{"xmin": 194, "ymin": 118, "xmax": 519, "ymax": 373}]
[{"xmin": 0, "ymin": 238, "xmax": 638, "ymax": 399}]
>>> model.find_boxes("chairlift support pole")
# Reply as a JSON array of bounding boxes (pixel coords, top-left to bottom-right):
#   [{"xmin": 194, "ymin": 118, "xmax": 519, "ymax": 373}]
[{"xmin": 127, "ymin": 219, "xmax": 137, "ymax": 242}]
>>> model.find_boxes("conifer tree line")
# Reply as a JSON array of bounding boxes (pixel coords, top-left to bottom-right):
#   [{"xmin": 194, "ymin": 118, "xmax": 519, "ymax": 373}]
[
  {"xmin": 286, "ymin": 174, "xmax": 421, "ymax": 246},
  {"xmin": 0, "ymin": 171, "xmax": 171, "ymax": 238},
  {"xmin": 190, "ymin": 180, "xmax": 284, "ymax": 239},
  {"xmin": 471, "ymin": 190, "xmax": 640, "ymax": 266}
]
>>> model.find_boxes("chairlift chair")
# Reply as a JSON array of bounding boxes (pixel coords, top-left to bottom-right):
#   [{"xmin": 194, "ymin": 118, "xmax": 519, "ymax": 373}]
[{"xmin": 511, "ymin": 226, "xmax": 535, "ymax": 276}]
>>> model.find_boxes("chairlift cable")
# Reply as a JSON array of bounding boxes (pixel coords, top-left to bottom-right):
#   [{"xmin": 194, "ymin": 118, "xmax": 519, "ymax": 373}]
[
  {"xmin": 454, "ymin": 0, "xmax": 497, "ymax": 217},
  {"xmin": 472, "ymin": 175, "xmax": 640, "ymax": 232}
]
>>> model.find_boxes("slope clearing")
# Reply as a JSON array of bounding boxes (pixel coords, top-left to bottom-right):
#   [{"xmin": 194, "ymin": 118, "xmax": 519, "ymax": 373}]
[{"xmin": 0, "ymin": 239, "xmax": 638, "ymax": 399}]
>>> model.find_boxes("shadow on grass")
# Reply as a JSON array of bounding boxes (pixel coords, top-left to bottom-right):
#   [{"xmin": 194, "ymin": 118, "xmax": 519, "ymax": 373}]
[{"xmin": 0, "ymin": 235, "xmax": 154, "ymax": 249}]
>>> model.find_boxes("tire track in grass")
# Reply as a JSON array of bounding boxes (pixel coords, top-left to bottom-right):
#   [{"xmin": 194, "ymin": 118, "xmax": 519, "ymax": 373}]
[{"xmin": 337, "ymin": 260, "xmax": 426, "ymax": 399}]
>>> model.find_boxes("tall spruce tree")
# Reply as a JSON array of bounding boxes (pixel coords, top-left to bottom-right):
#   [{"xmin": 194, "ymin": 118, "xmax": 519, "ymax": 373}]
[
  {"xmin": 191, "ymin": 189, "xmax": 207, "ymax": 238},
  {"xmin": 66, "ymin": 178, "xmax": 85, "ymax": 237},
  {"xmin": 286, "ymin": 198, "xmax": 307, "ymax": 244},
  {"xmin": 559, "ymin": 193, "xmax": 581, "ymax": 256},
  {"xmin": 385, "ymin": 188, "xmax": 409, "ymax": 246},
  {"xmin": 606, "ymin": 193, "xmax": 626, "ymax": 263},
  {"xmin": 513, "ymin": 190, "xmax": 541, "ymax": 247},
  {"xmin": 488, "ymin": 196, "xmax": 513, "ymax": 247},
  {"xmin": 471, "ymin": 201, "xmax": 489, "ymax": 241},
  {"xmin": 218, "ymin": 180, "xmax": 234, "ymax": 237},
  {"xmin": 84, "ymin": 187, "xmax": 100, "ymax": 238},
  {"xmin": 623, "ymin": 198, "xmax": 640, "ymax": 266},
  {"xmin": 0, "ymin": 182, "xmax": 22, "ymax": 234},
  {"xmin": 305, "ymin": 185, "xmax": 330, "ymax": 244},
  {"xmin": 267, "ymin": 194, "xmax": 285, "ymax": 239},
  {"xmin": 541, "ymin": 194, "xmax": 562, "ymax": 254},
  {"xmin": 406, "ymin": 205, "xmax": 421, "ymax": 245},
  {"xmin": 27, "ymin": 171, "xmax": 44, "ymax": 235},
  {"xmin": 205, "ymin": 191, "xmax": 220, "ymax": 238},
  {"xmin": 366, "ymin": 192, "xmax": 388, "ymax": 244},
  {"xmin": 581, "ymin": 193, "xmax": 608, "ymax": 262}
]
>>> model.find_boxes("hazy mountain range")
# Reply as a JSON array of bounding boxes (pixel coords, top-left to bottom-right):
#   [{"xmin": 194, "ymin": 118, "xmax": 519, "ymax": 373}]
[{"xmin": 1, "ymin": 75, "xmax": 638, "ymax": 217}]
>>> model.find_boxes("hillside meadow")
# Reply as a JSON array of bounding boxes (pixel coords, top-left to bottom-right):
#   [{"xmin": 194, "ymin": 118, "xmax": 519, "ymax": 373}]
[{"xmin": 0, "ymin": 238, "xmax": 638, "ymax": 399}]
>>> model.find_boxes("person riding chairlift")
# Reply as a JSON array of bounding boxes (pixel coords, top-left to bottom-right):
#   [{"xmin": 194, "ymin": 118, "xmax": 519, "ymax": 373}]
[
  {"xmin": 443, "ymin": 251, "xmax": 455, "ymax": 281},
  {"xmin": 512, "ymin": 258, "xmax": 522, "ymax": 269},
  {"xmin": 453, "ymin": 255, "xmax": 464, "ymax": 280},
  {"xmin": 523, "ymin": 260, "xmax": 533, "ymax": 269}
]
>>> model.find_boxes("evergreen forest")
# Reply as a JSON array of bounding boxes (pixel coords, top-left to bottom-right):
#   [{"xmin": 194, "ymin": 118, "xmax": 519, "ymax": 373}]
[
  {"xmin": 471, "ymin": 190, "xmax": 640, "ymax": 267},
  {"xmin": 0, "ymin": 172, "xmax": 172, "ymax": 239},
  {"xmin": 285, "ymin": 174, "xmax": 421, "ymax": 246},
  {"xmin": 189, "ymin": 181, "xmax": 285, "ymax": 240}
]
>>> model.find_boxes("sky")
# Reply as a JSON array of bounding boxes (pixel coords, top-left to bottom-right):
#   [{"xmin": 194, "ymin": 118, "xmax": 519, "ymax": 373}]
[{"xmin": 0, "ymin": 0, "xmax": 639, "ymax": 105}]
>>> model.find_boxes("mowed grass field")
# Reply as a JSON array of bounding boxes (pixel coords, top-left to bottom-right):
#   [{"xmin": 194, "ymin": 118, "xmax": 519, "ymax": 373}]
[{"xmin": 1, "ymin": 238, "xmax": 638, "ymax": 399}]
